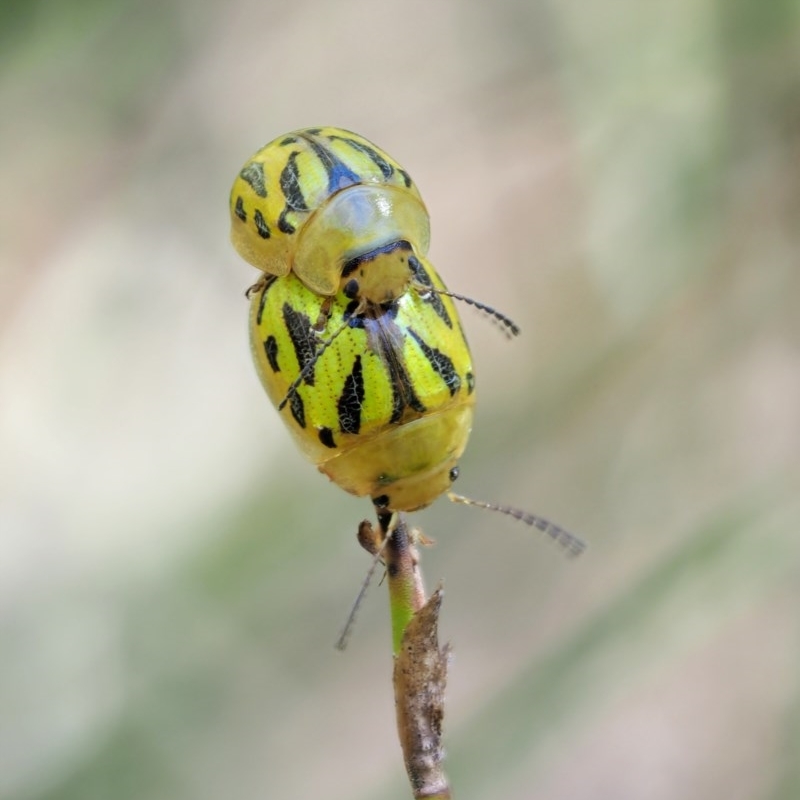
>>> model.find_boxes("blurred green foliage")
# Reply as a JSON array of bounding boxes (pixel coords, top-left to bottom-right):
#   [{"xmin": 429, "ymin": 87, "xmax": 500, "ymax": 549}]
[{"xmin": 1, "ymin": 1, "xmax": 798, "ymax": 799}]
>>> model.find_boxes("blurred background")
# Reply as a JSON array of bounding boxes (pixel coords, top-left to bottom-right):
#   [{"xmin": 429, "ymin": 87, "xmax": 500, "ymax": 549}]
[{"xmin": 1, "ymin": 0, "xmax": 799, "ymax": 798}]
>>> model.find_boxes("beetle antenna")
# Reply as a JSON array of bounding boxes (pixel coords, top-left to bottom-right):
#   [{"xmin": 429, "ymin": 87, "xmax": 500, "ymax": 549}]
[
  {"xmin": 426, "ymin": 287, "xmax": 520, "ymax": 338},
  {"xmin": 448, "ymin": 492, "xmax": 586, "ymax": 558},
  {"xmin": 335, "ymin": 520, "xmax": 393, "ymax": 651}
]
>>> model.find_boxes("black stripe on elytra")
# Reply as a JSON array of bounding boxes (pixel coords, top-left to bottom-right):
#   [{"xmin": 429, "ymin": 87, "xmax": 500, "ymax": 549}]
[
  {"xmin": 253, "ymin": 209, "xmax": 270, "ymax": 239},
  {"xmin": 254, "ymin": 275, "xmax": 278, "ymax": 326},
  {"xmin": 282, "ymin": 302, "xmax": 317, "ymax": 386},
  {"xmin": 280, "ymin": 151, "xmax": 309, "ymax": 211},
  {"xmin": 409, "ymin": 255, "xmax": 452, "ymax": 328},
  {"xmin": 408, "ymin": 328, "xmax": 461, "ymax": 396},
  {"xmin": 289, "ymin": 391, "xmax": 306, "ymax": 429},
  {"xmin": 277, "ymin": 209, "xmax": 295, "ymax": 235},
  {"xmin": 398, "ymin": 168, "xmax": 413, "ymax": 188},
  {"xmin": 376, "ymin": 332, "xmax": 426, "ymax": 420},
  {"xmin": 332, "ymin": 134, "xmax": 395, "ymax": 180},
  {"xmin": 349, "ymin": 303, "xmax": 423, "ymax": 423},
  {"xmin": 239, "ymin": 162, "xmax": 267, "ymax": 197},
  {"xmin": 388, "ymin": 378, "xmax": 405, "ymax": 424},
  {"xmin": 338, "ymin": 355, "xmax": 365, "ymax": 434},
  {"xmin": 234, "ymin": 196, "xmax": 246, "ymax": 222},
  {"xmin": 302, "ymin": 134, "xmax": 361, "ymax": 194},
  {"xmin": 264, "ymin": 335, "xmax": 279, "ymax": 373},
  {"xmin": 465, "ymin": 371, "xmax": 475, "ymax": 394}
]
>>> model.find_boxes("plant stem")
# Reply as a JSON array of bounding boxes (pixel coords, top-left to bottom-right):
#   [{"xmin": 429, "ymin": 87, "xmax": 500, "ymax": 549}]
[
  {"xmin": 377, "ymin": 511, "xmax": 452, "ymax": 800},
  {"xmin": 381, "ymin": 511, "xmax": 426, "ymax": 655}
]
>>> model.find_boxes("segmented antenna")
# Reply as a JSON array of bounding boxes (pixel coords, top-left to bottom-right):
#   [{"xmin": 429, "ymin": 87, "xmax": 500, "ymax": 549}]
[
  {"xmin": 335, "ymin": 522, "xmax": 392, "ymax": 651},
  {"xmin": 448, "ymin": 492, "xmax": 586, "ymax": 558},
  {"xmin": 278, "ymin": 317, "xmax": 352, "ymax": 411},
  {"xmin": 425, "ymin": 286, "xmax": 521, "ymax": 338}
]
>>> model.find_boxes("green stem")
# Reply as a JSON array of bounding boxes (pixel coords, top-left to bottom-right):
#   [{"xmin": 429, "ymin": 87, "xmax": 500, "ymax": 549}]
[{"xmin": 382, "ymin": 512, "xmax": 426, "ymax": 654}]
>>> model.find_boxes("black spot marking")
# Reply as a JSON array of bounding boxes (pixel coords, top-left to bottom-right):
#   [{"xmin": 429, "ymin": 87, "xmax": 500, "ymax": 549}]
[
  {"xmin": 234, "ymin": 196, "xmax": 246, "ymax": 222},
  {"xmin": 289, "ymin": 391, "xmax": 306, "ymax": 428},
  {"xmin": 239, "ymin": 162, "xmax": 267, "ymax": 197},
  {"xmin": 408, "ymin": 329, "xmax": 461, "ymax": 396},
  {"xmin": 410, "ymin": 256, "xmax": 452, "ymax": 328},
  {"xmin": 254, "ymin": 209, "xmax": 270, "ymax": 239},
  {"xmin": 465, "ymin": 371, "xmax": 475, "ymax": 394},
  {"xmin": 338, "ymin": 355, "xmax": 365, "ymax": 434},
  {"xmin": 398, "ymin": 168, "xmax": 413, "ymax": 188},
  {"xmin": 282, "ymin": 303, "xmax": 317, "ymax": 386},
  {"xmin": 264, "ymin": 335, "xmax": 279, "ymax": 372},
  {"xmin": 318, "ymin": 427, "xmax": 336, "ymax": 449}
]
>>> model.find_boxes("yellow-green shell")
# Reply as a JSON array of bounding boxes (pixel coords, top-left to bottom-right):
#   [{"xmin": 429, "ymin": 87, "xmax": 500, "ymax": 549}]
[
  {"xmin": 250, "ymin": 256, "xmax": 475, "ymax": 512},
  {"xmin": 231, "ymin": 127, "xmax": 431, "ymax": 299}
]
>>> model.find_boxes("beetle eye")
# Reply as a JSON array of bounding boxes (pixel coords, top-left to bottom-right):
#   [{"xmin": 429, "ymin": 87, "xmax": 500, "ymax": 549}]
[
  {"xmin": 449, "ymin": 467, "xmax": 459, "ymax": 483},
  {"xmin": 343, "ymin": 279, "xmax": 359, "ymax": 299}
]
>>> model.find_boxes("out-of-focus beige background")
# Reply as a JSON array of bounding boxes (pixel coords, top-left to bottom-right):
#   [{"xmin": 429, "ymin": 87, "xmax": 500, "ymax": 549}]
[{"xmin": 2, "ymin": 1, "xmax": 799, "ymax": 798}]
